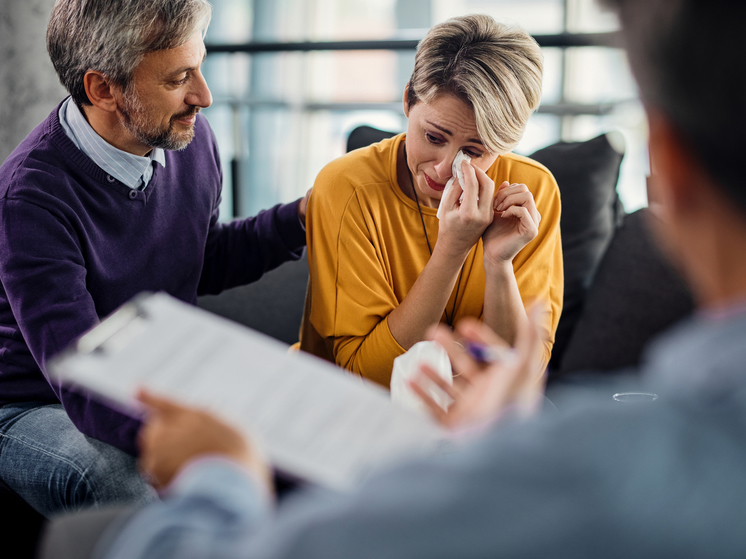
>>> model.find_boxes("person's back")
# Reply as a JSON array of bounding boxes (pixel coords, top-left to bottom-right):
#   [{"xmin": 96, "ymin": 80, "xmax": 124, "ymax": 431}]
[{"xmin": 61, "ymin": 308, "xmax": 746, "ymax": 559}]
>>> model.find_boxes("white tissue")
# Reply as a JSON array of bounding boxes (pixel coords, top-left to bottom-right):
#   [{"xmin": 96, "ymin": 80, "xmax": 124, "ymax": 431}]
[
  {"xmin": 391, "ymin": 341, "xmax": 453, "ymax": 415},
  {"xmin": 436, "ymin": 150, "xmax": 471, "ymax": 220}
]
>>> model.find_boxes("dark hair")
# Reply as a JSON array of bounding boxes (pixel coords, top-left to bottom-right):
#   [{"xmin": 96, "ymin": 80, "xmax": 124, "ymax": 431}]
[
  {"xmin": 47, "ymin": 0, "xmax": 212, "ymax": 107},
  {"xmin": 605, "ymin": 0, "xmax": 746, "ymax": 212}
]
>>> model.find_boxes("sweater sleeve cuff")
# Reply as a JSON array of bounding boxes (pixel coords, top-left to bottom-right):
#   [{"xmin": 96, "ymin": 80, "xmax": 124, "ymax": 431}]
[{"xmin": 275, "ymin": 199, "xmax": 307, "ymax": 252}]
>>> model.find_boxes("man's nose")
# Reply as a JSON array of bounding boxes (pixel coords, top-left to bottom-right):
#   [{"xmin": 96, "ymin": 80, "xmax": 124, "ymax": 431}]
[{"xmin": 186, "ymin": 70, "xmax": 212, "ymax": 109}]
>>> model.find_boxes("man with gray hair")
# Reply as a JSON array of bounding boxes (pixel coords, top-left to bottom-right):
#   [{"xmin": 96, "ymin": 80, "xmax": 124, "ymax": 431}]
[
  {"xmin": 0, "ymin": 0, "xmax": 309, "ymax": 518},
  {"xmin": 41, "ymin": 0, "xmax": 746, "ymax": 556}
]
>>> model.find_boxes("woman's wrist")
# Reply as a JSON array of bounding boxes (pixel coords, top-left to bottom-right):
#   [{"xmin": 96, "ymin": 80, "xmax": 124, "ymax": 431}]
[
  {"xmin": 431, "ymin": 241, "xmax": 471, "ymax": 271},
  {"xmin": 483, "ymin": 256, "xmax": 514, "ymax": 279}
]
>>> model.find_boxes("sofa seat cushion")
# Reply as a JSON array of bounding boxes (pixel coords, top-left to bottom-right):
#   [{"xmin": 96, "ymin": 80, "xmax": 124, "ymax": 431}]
[{"xmin": 558, "ymin": 208, "xmax": 695, "ymax": 375}]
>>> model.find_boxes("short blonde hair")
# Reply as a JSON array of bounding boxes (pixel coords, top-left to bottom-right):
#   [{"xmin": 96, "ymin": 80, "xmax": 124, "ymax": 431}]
[{"xmin": 408, "ymin": 14, "xmax": 543, "ymax": 154}]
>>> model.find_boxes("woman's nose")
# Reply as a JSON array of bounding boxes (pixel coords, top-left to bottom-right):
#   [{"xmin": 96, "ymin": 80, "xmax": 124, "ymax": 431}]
[{"xmin": 433, "ymin": 153, "xmax": 456, "ymax": 180}]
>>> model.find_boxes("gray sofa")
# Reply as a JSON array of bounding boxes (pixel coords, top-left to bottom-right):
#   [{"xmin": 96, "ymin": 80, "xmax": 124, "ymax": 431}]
[
  {"xmin": 198, "ymin": 130, "xmax": 695, "ymax": 380},
  {"xmin": 3, "ymin": 131, "xmax": 695, "ymax": 553}
]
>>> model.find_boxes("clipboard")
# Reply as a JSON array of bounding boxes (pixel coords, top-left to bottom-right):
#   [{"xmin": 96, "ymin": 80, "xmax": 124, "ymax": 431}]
[{"xmin": 48, "ymin": 292, "xmax": 444, "ymax": 490}]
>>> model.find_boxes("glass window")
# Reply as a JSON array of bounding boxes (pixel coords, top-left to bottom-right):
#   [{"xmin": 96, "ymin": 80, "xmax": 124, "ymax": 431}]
[{"xmin": 202, "ymin": 0, "xmax": 646, "ymax": 219}]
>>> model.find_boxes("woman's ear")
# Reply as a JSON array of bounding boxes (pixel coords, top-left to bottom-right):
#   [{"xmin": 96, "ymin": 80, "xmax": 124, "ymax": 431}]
[
  {"xmin": 402, "ymin": 84, "xmax": 410, "ymax": 118},
  {"xmin": 83, "ymin": 70, "xmax": 119, "ymax": 113}
]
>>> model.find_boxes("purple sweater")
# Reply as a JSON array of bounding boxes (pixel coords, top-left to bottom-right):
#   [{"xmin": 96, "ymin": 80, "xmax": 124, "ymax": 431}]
[{"xmin": 0, "ymin": 101, "xmax": 306, "ymax": 455}]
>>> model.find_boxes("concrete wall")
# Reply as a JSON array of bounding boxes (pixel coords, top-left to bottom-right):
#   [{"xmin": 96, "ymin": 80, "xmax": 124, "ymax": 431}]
[{"xmin": 0, "ymin": 0, "xmax": 65, "ymax": 164}]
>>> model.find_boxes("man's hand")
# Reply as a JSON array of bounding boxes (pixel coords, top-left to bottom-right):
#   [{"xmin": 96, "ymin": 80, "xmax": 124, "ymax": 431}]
[
  {"xmin": 137, "ymin": 390, "xmax": 273, "ymax": 493},
  {"xmin": 298, "ymin": 188, "xmax": 313, "ymax": 225},
  {"xmin": 409, "ymin": 305, "xmax": 547, "ymax": 430}
]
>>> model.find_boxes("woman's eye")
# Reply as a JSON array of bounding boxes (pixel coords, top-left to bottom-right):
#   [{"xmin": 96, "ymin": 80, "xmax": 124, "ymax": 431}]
[
  {"xmin": 425, "ymin": 132, "xmax": 443, "ymax": 145},
  {"xmin": 465, "ymin": 149, "xmax": 483, "ymax": 158}
]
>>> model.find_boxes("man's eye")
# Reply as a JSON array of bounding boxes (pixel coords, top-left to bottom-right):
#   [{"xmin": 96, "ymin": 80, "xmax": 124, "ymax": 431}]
[{"xmin": 172, "ymin": 76, "xmax": 188, "ymax": 86}]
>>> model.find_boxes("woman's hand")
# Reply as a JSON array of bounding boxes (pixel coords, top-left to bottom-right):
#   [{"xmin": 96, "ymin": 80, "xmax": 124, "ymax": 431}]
[
  {"xmin": 388, "ymin": 161, "xmax": 496, "ymax": 351},
  {"xmin": 137, "ymin": 390, "xmax": 273, "ymax": 493},
  {"xmin": 482, "ymin": 180, "xmax": 541, "ymax": 267},
  {"xmin": 409, "ymin": 306, "xmax": 546, "ymax": 430},
  {"xmin": 435, "ymin": 161, "xmax": 496, "ymax": 259}
]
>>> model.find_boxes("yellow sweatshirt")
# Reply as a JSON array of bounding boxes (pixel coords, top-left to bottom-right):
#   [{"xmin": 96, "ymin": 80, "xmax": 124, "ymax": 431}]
[{"xmin": 300, "ymin": 133, "xmax": 563, "ymax": 387}]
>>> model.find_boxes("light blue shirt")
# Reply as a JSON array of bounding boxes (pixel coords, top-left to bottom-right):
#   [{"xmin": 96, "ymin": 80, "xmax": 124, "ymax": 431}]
[
  {"xmin": 58, "ymin": 97, "xmax": 166, "ymax": 190},
  {"xmin": 102, "ymin": 309, "xmax": 746, "ymax": 559}
]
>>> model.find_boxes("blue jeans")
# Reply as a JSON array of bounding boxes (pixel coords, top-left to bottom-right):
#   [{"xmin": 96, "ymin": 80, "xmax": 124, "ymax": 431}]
[{"xmin": 0, "ymin": 402, "xmax": 156, "ymax": 518}]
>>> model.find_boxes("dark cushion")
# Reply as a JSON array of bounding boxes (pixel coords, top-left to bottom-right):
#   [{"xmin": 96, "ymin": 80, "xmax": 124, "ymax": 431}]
[
  {"xmin": 346, "ymin": 125, "xmax": 397, "ymax": 153},
  {"xmin": 529, "ymin": 133, "xmax": 625, "ymax": 372},
  {"xmin": 197, "ymin": 254, "xmax": 309, "ymax": 345},
  {"xmin": 558, "ymin": 208, "xmax": 695, "ymax": 375}
]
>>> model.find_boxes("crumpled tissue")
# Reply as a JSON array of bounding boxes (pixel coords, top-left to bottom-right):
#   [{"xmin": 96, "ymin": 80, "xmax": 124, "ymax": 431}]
[
  {"xmin": 436, "ymin": 150, "xmax": 472, "ymax": 219},
  {"xmin": 391, "ymin": 341, "xmax": 453, "ymax": 415}
]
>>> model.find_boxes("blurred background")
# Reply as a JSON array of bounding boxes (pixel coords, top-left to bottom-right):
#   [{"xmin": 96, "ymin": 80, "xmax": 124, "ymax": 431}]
[{"xmin": 0, "ymin": 0, "xmax": 646, "ymax": 220}]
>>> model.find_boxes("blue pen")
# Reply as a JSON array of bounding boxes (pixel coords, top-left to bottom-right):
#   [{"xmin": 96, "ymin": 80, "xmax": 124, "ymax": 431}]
[{"xmin": 464, "ymin": 341, "xmax": 518, "ymax": 366}]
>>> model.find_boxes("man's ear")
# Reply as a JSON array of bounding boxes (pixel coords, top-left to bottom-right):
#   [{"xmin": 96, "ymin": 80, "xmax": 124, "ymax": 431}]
[
  {"xmin": 646, "ymin": 107, "xmax": 702, "ymax": 214},
  {"xmin": 402, "ymin": 83, "xmax": 410, "ymax": 118},
  {"xmin": 83, "ymin": 71, "xmax": 119, "ymax": 113}
]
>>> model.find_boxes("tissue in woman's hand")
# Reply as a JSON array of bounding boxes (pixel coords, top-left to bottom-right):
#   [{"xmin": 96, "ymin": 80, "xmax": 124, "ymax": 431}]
[
  {"xmin": 436, "ymin": 150, "xmax": 471, "ymax": 219},
  {"xmin": 391, "ymin": 341, "xmax": 453, "ymax": 415}
]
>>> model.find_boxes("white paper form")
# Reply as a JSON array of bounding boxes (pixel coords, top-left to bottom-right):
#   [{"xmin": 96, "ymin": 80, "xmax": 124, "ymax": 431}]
[{"xmin": 48, "ymin": 292, "xmax": 445, "ymax": 490}]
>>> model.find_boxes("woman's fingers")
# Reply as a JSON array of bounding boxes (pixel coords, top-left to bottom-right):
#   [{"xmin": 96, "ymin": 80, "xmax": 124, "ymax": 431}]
[
  {"xmin": 493, "ymin": 184, "xmax": 540, "ymax": 222},
  {"xmin": 442, "ymin": 171, "xmax": 464, "ymax": 210},
  {"xmin": 499, "ymin": 203, "xmax": 534, "ymax": 222},
  {"xmin": 456, "ymin": 162, "xmax": 495, "ymax": 212},
  {"xmin": 495, "ymin": 184, "xmax": 538, "ymax": 212},
  {"xmin": 495, "ymin": 191, "xmax": 532, "ymax": 211},
  {"xmin": 498, "ymin": 199, "xmax": 540, "ymax": 226},
  {"xmin": 495, "ymin": 186, "xmax": 539, "ymax": 212},
  {"xmin": 457, "ymin": 161, "xmax": 480, "ymax": 212},
  {"xmin": 472, "ymin": 165, "xmax": 497, "ymax": 211},
  {"xmin": 499, "ymin": 206, "xmax": 539, "ymax": 238},
  {"xmin": 494, "ymin": 182, "xmax": 529, "ymax": 203}
]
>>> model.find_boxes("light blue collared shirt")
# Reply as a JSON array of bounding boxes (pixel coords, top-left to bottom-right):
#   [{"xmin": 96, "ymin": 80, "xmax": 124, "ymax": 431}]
[
  {"xmin": 58, "ymin": 97, "xmax": 166, "ymax": 190},
  {"xmin": 101, "ymin": 311, "xmax": 746, "ymax": 559}
]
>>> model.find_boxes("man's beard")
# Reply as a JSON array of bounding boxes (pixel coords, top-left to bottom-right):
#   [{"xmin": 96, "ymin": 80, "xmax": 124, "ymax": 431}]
[{"xmin": 120, "ymin": 90, "xmax": 199, "ymax": 151}]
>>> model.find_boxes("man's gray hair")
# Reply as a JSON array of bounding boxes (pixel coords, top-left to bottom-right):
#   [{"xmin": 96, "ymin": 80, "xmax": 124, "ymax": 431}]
[
  {"xmin": 604, "ymin": 0, "xmax": 746, "ymax": 212},
  {"xmin": 47, "ymin": 0, "xmax": 212, "ymax": 107}
]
